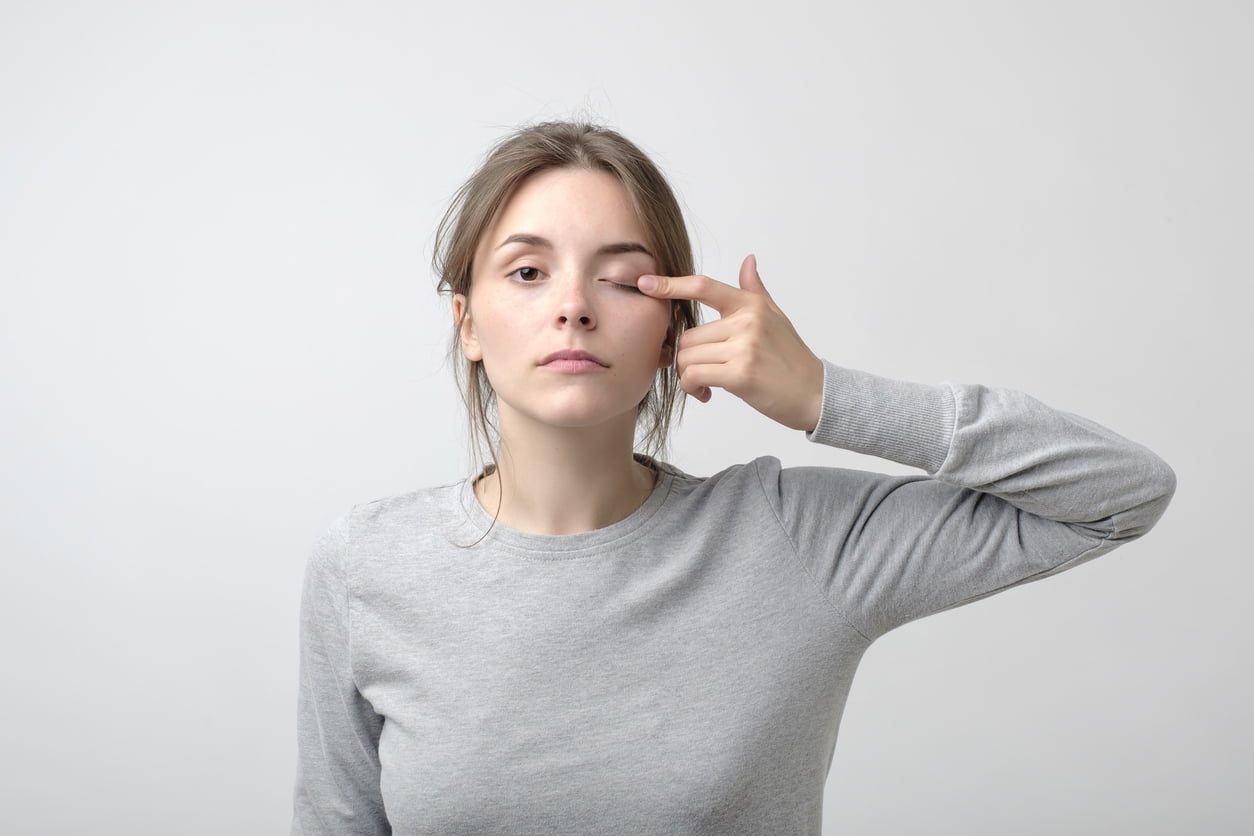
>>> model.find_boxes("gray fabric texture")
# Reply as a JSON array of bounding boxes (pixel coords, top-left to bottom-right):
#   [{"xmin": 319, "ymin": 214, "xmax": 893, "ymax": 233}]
[{"xmin": 292, "ymin": 361, "xmax": 1175, "ymax": 835}]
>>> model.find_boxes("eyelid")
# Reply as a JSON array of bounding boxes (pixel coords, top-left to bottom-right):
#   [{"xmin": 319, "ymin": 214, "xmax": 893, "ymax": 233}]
[{"xmin": 601, "ymin": 277, "xmax": 644, "ymax": 294}]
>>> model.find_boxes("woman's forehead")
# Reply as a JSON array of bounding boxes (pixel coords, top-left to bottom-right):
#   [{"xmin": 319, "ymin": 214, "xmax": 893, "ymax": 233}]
[{"xmin": 481, "ymin": 168, "xmax": 648, "ymax": 254}]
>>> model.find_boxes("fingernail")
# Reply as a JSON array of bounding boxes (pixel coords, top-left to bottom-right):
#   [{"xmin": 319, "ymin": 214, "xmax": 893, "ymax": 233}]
[{"xmin": 637, "ymin": 275, "xmax": 658, "ymax": 293}]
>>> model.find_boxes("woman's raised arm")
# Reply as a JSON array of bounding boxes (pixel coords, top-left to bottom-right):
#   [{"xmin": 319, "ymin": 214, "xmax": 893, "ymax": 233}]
[{"xmin": 640, "ymin": 255, "xmax": 1175, "ymax": 638}]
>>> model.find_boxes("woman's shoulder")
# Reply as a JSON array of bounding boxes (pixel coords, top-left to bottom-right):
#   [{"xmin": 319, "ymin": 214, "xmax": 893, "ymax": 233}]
[
  {"xmin": 659, "ymin": 453, "xmax": 892, "ymax": 484},
  {"xmin": 657, "ymin": 454, "xmax": 892, "ymax": 507},
  {"xmin": 314, "ymin": 479, "xmax": 471, "ymax": 556},
  {"xmin": 354, "ymin": 479, "xmax": 464, "ymax": 521}
]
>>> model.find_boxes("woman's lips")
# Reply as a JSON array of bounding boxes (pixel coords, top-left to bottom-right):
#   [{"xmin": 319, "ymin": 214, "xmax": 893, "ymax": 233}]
[{"xmin": 540, "ymin": 349, "xmax": 608, "ymax": 372}]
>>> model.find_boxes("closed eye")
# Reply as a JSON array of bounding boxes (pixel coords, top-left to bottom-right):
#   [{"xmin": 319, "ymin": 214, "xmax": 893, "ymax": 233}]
[{"xmin": 603, "ymin": 278, "xmax": 644, "ymax": 295}]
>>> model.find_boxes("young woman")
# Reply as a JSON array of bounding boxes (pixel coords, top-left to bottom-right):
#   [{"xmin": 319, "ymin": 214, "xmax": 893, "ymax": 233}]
[{"xmin": 292, "ymin": 122, "xmax": 1175, "ymax": 834}]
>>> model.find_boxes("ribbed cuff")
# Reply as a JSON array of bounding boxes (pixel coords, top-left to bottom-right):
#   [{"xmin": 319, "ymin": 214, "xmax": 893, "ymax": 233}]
[{"xmin": 805, "ymin": 360, "xmax": 956, "ymax": 475}]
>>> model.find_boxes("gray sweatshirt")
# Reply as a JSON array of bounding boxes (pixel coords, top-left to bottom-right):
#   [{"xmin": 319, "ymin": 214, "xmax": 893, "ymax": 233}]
[{"xmin": 292, "ymin": 361, "xmax": 1175, "ymax": 835}]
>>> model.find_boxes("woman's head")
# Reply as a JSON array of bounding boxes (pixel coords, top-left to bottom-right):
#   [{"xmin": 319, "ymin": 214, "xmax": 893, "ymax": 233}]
[{"xmin": 435, "ymin": 121, "xmax": 699, "ymax": 462}]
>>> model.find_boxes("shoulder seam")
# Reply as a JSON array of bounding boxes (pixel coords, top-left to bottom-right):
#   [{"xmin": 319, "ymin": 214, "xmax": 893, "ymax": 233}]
[{"xmin": 750, "ymin": 458, "xmax": 873, "ymax": 644}]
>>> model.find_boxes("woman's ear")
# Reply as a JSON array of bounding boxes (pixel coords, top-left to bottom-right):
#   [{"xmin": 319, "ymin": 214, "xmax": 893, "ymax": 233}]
[
  {"xmin": 453, "ymin": 293, "xmax": 482, "ymax": 362},
  {"xmin": 657, "ymin": 338, "xmax": 674, "ymax": 368},
  {"xmin": 657, "ymin": 319, "xmax": 676, "ymax": 368},
  {"xmin": 657, "ymin": 302, "xmax": 684, "ymax": 368}
]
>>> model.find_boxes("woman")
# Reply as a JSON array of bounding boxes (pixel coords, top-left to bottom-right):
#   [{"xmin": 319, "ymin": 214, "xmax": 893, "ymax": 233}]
[{"xmin": 292, "ymin": 122, "xmax": 1175, "ymax": 834}]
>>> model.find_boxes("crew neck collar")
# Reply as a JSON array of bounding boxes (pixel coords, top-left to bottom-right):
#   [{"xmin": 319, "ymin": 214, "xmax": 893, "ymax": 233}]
[{"xmin": 455, "ymin": 454, "xmax": 679, "ymax": 557}]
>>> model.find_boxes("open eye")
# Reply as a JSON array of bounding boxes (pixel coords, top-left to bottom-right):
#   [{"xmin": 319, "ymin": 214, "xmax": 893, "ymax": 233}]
[{"xmin": 507, "ymin": 266, "xmax": 543, "ymax": 283}]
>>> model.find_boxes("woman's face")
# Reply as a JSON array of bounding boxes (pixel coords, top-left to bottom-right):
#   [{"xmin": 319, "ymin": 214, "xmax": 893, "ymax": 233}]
[{"xmin": 454, "ymin": 167, "xmax": 674, "ymax": 436}]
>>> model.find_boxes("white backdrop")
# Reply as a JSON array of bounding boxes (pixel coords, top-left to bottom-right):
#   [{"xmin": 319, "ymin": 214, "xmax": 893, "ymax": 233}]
[{"xmin": 2, "ymin": 1, "xmax": 1250, "ymax": 833}]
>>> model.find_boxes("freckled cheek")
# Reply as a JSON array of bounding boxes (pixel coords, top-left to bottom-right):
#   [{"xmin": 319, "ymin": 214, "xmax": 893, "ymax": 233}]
[
  {"xmin": 618, "ymin": 313, "xmax": 672, "ymax": 367},
  {"xmin": 471, "ymin": 310, "xmax": 531, "ymax": 359},
  {"xmin": 638, "ymin": 302, "xmax": 673, "ymax": 335}
]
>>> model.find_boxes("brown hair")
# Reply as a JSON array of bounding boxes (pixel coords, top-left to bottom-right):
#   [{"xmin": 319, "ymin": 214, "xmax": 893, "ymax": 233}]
[{"xmin": 434, "ymin": 121, "xmax": 699, "ymax": 467}]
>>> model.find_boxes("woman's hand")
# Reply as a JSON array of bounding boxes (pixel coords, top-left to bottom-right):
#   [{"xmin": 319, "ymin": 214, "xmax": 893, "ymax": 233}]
[{"xmin": 637, "ymin": 254, "xmax": 825, "ymax": 433}]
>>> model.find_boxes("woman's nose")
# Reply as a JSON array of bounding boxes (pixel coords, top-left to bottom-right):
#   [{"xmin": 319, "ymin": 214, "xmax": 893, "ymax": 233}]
[{"xmin": 554, "ymin": 278, "xmax": 596, "ymax": 329}]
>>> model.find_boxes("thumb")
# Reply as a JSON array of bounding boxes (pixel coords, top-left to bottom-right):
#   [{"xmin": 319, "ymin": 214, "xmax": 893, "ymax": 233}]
[{"xmin": 738, "ymin": 253, "xmax": 778, "ymax": 308}]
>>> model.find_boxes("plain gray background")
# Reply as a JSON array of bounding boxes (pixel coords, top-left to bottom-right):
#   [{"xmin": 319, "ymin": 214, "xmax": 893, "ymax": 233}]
[{"xmin": 2, "ymin": 1, "xmax": 1250, "ymax": 833}]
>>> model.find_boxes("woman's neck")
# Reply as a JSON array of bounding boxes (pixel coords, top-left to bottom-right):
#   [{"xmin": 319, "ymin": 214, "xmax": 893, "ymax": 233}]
[{"xmin": 475, "ymin": 411, "xmax": 656, "ymax": 536}]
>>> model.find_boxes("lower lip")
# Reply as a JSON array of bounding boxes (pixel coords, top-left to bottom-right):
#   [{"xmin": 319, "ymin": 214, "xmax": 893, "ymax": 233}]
[{"xmin": 543, "ymin": 359, "xmax": 606, "ymax": 373}]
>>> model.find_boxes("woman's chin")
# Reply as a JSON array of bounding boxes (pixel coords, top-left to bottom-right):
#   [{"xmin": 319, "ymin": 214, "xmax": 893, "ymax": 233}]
[{"xmin": 500, "ymin": 400, "xmax": 643, "ymax": 436}]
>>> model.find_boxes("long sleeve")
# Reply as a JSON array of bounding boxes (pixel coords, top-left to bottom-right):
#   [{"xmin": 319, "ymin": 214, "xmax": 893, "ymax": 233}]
[
  {"xmin": 292, "ymin": 514, "xmax": 390, "ymax": 835},
  {"xmin": 768, "ymin": 360, "xmax": 1176, "ymax": 640}
]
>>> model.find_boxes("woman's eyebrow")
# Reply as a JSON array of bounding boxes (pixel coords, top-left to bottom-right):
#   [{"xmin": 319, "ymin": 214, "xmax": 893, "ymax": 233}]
[
  {"xmin": 495, "ymin": 233, "xmax": 551, "ymax": 251},
  {"xmin": 495, "ymin": 233, "xmax": 654, "ymax": 259},
  {"xmin": 597, "ymin": 241, "xmax": 654, "ymax": 258}
]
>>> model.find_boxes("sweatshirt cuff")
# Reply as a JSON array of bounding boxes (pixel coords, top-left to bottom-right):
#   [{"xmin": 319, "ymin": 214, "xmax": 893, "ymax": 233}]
[{"xmin": 805, "ymin": 360, "xmax": 957, "ymax": 475}]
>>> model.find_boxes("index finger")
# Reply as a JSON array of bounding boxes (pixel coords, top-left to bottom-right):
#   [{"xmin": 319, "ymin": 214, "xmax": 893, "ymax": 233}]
[{"xmin": 636, "ymin": 273, "xmax": 744, "ymax": 315}]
